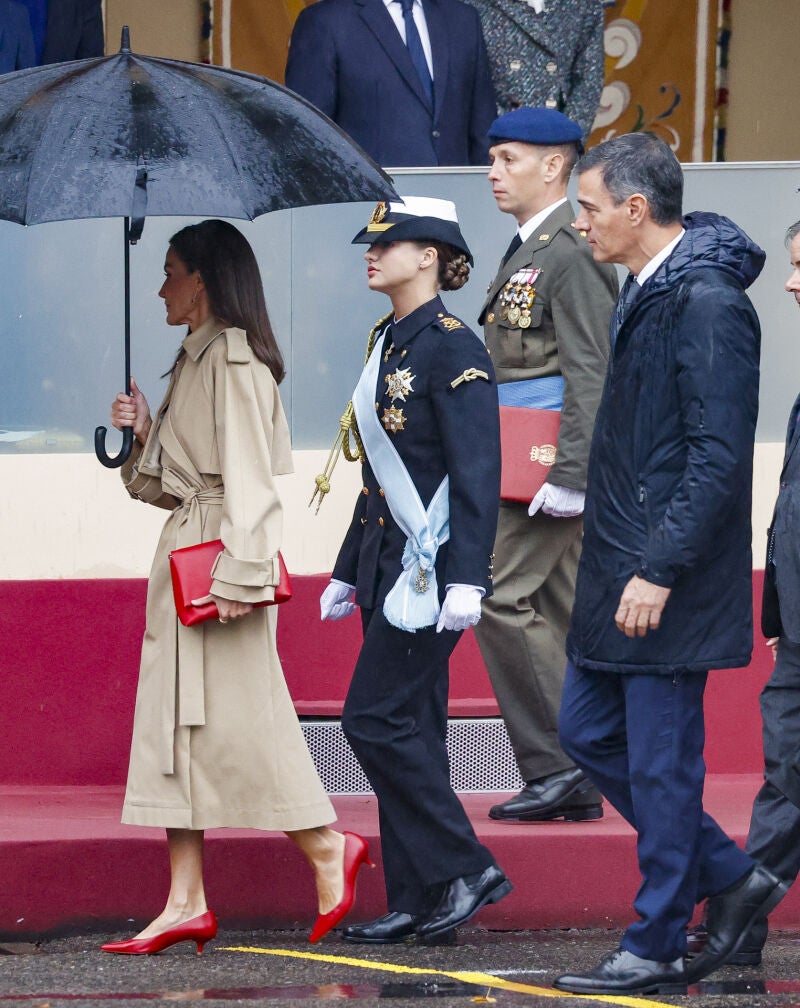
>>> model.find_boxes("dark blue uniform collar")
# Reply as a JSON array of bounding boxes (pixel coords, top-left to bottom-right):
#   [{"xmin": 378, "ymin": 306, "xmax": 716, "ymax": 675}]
[{"xmin": 389, "ymin": 295, "xmax": 446, "ymax": 350}]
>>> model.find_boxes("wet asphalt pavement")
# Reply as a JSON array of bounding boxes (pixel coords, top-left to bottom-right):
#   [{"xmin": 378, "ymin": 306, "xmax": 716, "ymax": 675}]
[{"xmin": 3, "ymin": 927, "xmax": 800, "ymax": 1008}]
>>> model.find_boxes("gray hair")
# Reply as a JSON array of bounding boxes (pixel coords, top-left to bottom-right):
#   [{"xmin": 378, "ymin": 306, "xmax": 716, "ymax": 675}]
[
  {"xmin": 576, "ymin": 133, "xmax": 683, "ymax": 226},
  {"xmin": 786, "ymin": 220, "xmax": 800, "ymax": 246}
]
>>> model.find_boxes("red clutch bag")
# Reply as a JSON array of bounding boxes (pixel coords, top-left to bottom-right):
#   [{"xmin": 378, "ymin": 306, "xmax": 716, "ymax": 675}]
[
  {"xmin": 499, "ymin": 404, "xmax": 561, "ymax": 503},
  {"xmin": 168, "ymin": 539, "xmax": 292, "ymax": 627}
]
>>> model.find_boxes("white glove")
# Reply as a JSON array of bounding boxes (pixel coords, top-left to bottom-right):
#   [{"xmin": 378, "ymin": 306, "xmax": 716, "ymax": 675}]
[
  {"xmin": 436, "ymin": 585, "xmax": 483, "ymax": 633},
  {"xmin": 528, "ymin": 482, "xmax": 586, "ymax": 518},
  {"xmin": 320, "ymin": 579, "xmax": 357, "ymax": 621}
]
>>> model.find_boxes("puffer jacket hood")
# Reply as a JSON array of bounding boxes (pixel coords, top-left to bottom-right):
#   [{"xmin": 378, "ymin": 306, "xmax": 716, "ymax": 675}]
[{"xmin": 658, "ymin": 211, "xmax": 766, "ymax": 292}]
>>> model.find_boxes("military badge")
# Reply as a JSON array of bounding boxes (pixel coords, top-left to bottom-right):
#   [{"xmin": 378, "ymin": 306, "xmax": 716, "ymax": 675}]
[
  {"xmin": 382, "ymin": 406, "xmax": 406, "ymax": 432},
  {"xmin": 385, "ymin": 367, "xmax": 415, "ymax": 402},
  {"xmin": 499, "ymin": 268, "xmax": 542, "ymax": 328}
]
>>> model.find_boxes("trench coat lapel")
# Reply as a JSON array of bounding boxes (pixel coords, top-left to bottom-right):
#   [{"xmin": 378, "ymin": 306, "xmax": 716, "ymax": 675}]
[
  {"xmin": 781, "ymin": 393, "xmax": 800, "ymax": 474},
  {"xmin": 355, "ymin": 0, "xmax": 433, "ymax": 110}
]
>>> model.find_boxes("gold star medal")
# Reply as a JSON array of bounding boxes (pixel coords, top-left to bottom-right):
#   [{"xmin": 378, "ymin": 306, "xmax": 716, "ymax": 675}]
[
  {"xmin": 382, "ymin": 406, "xmax": 406, "ymax": 432},
  {"xmin": 385, "ymin": 366, "xmax": 415, "ymax": 402}
]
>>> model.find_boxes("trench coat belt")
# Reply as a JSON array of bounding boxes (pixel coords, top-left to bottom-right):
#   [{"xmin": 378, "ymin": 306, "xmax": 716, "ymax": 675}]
[{"xmin": 160, "ymin": 483, "xmax": 224, "ymax": 775}]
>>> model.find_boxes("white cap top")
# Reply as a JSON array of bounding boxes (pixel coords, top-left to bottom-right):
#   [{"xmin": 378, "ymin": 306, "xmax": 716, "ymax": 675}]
[{"xmin": 393, "ymin": 196, "xmax": 459, "ymax": 223}]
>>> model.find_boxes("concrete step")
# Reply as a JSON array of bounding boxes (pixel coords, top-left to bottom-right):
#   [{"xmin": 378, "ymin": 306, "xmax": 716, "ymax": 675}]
[{"xmin": 4, "ymin": 775, "xmax": 799, "ymax": 942}]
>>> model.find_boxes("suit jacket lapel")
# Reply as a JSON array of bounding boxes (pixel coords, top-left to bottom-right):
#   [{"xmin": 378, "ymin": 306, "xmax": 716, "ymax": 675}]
[
  {"xmin": 423, "ymin": 0, "xmax": 447, "ymax": 119},
  {"xmin": 481, "ymin": 201, "xmax": 574, "ymax": 317},
  {"xmin": 355, "ymin": 0, "xmax": 433, "ymax": 111},
  {"xmin": 486, "ymin": 0, "xmax": 559, "ymax": 56}
]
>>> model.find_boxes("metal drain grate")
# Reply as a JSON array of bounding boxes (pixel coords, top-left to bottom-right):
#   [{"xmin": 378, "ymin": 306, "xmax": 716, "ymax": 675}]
[{"xmin": 301, "ymin": 718, "xmax": 525, "ymax": 795}]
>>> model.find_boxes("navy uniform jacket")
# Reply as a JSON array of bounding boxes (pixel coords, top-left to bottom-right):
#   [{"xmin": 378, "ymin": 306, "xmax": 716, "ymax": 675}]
[
  {"xmin": 333, "ymin": 296, "xmax": 500, "ymax": 610},
  {"xmin": 285, "ymin": 0, "xmax": 496, "ymax": 166}
]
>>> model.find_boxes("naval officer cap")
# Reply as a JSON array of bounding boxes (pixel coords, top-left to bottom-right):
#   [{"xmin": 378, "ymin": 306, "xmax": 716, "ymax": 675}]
[
  {"xmin": 352, "ymin": 195, "xmax": 473, "ymax": 264},
  {"xmin": 487, "ymin": 107, "xmax": 584, "ymax": 153}
]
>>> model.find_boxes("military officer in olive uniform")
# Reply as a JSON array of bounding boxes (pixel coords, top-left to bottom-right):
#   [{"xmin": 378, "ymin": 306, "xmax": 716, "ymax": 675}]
[
  {"xmin": 475, "ymin": 108, "xmax": 618, "ymax": 822},
  {"xmin": 320, "ymin": 198, "xmax": 512, "ymax": 944}
]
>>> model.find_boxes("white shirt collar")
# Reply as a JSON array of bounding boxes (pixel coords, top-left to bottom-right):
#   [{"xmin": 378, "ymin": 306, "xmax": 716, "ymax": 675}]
[
  {"xmin": 517, "ymin": 197, "xmax": 568, "ymax": 244},
  {"xmin": 636, "ymin": 229, "xmax": 685, "ymax": 286}
]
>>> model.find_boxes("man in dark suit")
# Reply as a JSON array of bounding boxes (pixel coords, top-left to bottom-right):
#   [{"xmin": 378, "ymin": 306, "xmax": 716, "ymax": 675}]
[
  {"xmin": 36, "ymin": 0, "xmax": 103, "ymax": 64},
  {"xmin": 284, "ymin": 0, "xmax": 496, "ymax": 166},
  {"xmin": 687, "ymin": 219, "xmax": 800, "ymax": 968},
  {"xmin": 475, "ymin": 108, "xmax": 616, "ymax": 825},
  {"xmin": 553, "ymin": 132, "xmax": 782, "ymax": 996},
  {"xmin": 0, "ymin": 0, "xmax": 36, "ymax": 72}
]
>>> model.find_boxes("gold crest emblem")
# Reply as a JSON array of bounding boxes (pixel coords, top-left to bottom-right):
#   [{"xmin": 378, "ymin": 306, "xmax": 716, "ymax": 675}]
[
  {"xmin": 370, "ymin": 202, "xmax": 387, "ymax": 224},
  {"xmin": 382, "ymin": 406, "xmax": 406, "ymax": 432},
  {"xmin": 529, "ymin": 444, "xmax": 557, "ymax": 466}
]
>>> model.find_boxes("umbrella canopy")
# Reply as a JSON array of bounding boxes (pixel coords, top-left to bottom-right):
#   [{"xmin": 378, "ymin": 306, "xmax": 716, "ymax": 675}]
[
  {"xmin": 0, "ymin": 28, "xmax": 397, "ymax": 465},
  {"xmin": 0, "ymin": 28, "xmax": 395, "ymax": 225}
]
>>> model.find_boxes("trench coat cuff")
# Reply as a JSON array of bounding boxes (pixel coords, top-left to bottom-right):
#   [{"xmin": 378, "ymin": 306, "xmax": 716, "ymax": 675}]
[
  {"xmin": 210, "ymin": 552, "xmax": 280, "ymax": 603},
  {"xmin": 635, "ymin": 561, "xmax": 676, "ymax": 588}
]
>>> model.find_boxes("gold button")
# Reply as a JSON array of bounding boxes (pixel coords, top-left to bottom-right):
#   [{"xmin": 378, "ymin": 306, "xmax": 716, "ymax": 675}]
[
  {"xmin": 378, "ymin": 517, "xmax": 385, "ymax": 526},
  {"xmin": 487, "ymin": 312, "xmax": 495, "ymax": 323},
  {"xmin": 362, "ymin": 486, "xmax": 369, "ymax": 495},
  {"xmin": 379, "ymin": 488, "xmax": 385, "ymax": 497}
]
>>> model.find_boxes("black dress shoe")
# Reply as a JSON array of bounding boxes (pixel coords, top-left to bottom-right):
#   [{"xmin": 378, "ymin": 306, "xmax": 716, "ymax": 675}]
[
  {"xmin": 415, "ymin": 865, "xmax": 513, "ymax": 938},
  {"xmin": 488, "ymin": 768, "xmax": 603, "ymax": 822},
  {"xmin": 686, "ymin": 865, "xmax": 787, "ymax": 982},
  {"xmin": 553, "ymin": 948, "xmax": 687, "ymax": 995},
  {"xmin": 342, "ymin": 912, "xmax": 421, "ymax": 944},
  {"xmin": 686, "ymin": 920, "xmax": 764, "ymax": 966}
]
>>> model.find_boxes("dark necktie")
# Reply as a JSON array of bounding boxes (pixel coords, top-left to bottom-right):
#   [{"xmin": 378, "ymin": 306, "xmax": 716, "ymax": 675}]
[
  {"xmin": 611, "ymin": 273, "xmax": 640, "ymax": 346},
  {"xmin": 501, "ymin": 232, "xmax": 522, "ymax": 266},
  {"xmin": 397, "ymin": 0, "xmax": 434, "ymax": 106}
]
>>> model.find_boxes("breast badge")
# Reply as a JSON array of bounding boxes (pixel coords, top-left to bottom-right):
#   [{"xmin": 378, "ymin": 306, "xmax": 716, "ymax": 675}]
[
  {"xmin": 500, "ymin": 268, "xmax": 542, "ymax": 327},
  {"xmin": 385, "ymin": 367, "xmax": 415, "ymax": 402},
  {"xmin": 382, "ymin": 406, "xmax": 406, "ymax": 432}
]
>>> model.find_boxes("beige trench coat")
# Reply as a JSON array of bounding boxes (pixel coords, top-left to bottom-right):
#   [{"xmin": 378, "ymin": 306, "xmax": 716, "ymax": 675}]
[{"xmin": 119, "ymin": 317, "xmax": 334, "ymax": 831}]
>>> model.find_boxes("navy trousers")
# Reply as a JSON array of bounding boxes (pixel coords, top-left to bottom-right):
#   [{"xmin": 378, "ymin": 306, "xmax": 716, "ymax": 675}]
[
  {"xmin": 342, "ymin": 607, "xmax": 495, "ymax": 914},
  {"xmin": 559, "ymin": 660, "xmax": 753, "ymax": 960}
]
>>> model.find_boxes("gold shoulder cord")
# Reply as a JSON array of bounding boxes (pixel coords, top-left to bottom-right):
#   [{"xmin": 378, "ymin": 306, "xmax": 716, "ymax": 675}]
[{"xmin": 309, "ymin": 312, "xmax": 393, "ymax": 514}]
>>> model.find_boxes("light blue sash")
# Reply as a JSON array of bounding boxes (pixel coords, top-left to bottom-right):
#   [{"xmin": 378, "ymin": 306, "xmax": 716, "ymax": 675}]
[
  {"xmin": 352, "ymin": 337, "xmax": 449, "ymax": 632},
  {"xmin": 496, "ymin": 375, "xmax": 564, "ymax": 410}
]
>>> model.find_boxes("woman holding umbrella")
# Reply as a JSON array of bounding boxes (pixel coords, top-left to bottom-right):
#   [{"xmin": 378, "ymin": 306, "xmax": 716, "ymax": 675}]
[
  {"xmin": 103, "ymin": 219, "xmax": 371, "ymax": 954},
  {"xmin": 319, "ymin": 198, "xmax": 512, "ymax": 944}
]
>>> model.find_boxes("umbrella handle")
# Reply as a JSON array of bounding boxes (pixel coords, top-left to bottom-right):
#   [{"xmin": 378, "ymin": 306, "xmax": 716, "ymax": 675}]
[{"xmin": 94, "ymin": 425, "xmax": 133, "ymax": 468}]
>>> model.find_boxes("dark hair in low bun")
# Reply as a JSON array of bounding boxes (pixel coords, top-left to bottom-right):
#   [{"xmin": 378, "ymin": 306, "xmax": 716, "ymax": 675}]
[{"xmin": 418, "ymin": 240, "xmax": 471, "ymax": 291}]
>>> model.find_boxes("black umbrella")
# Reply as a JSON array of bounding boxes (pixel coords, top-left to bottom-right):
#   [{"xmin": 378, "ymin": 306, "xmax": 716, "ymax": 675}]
[{"xmin": 0, "ymin": 27, "xmax": 396, "ymax": 466}]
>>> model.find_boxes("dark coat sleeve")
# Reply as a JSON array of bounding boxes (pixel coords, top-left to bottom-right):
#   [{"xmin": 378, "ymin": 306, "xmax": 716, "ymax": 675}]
[
  {"xmin": 637, "ymin": 274, "xmax": 761, "ymax": 587},
  {"xmin": 285, "ymin": 5, "xmax": 337, "ymax": 119},
  {"xmin": 430, "ymin": 332, "xmax": 500, "ymax": 590}
]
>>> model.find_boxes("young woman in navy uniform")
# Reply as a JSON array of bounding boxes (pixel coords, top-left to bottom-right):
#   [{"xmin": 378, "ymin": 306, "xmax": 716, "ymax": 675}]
[{"xmin": 320, "ymin": 197, "xmax": 512, "ymax": 943}]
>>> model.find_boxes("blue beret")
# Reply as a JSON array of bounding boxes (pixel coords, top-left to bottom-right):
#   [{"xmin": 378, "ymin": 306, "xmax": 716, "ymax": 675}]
[{"xmin": 487, "ymin": 107, "xmax": 584, "ymax": 150}]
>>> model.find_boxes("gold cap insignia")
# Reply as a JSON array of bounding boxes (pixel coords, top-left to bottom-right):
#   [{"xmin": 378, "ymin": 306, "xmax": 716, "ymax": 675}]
[{"xmin": 367, "ymin": 201, "xmax": 392, "ymax": 233}]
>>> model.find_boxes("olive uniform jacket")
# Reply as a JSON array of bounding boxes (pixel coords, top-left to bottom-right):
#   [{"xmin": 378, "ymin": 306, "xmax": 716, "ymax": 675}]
[{"xmin": 480, "ymin": 200, "xmax": 618, "ymax": 492}]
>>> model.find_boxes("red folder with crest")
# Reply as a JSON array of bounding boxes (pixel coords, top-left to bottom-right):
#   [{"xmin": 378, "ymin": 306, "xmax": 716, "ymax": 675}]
[{"xmin": 498, "ymin": 405, "xmax": 561, "ymax": 503}]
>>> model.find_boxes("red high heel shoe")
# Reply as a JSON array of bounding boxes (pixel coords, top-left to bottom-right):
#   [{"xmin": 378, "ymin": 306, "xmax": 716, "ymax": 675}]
[
  {"xmin": 100, "ymin": 910, "xmax": 218, "ymax": 955},
  {"xmin": 309, "ymin": 832, "xmax": 374, "ymax": 943}
]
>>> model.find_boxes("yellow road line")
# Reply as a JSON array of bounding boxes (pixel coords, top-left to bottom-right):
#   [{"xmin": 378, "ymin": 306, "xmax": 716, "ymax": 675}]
[{"xmin": 221, "ymin": 945, "xmax": 678, "ymax": 1008}]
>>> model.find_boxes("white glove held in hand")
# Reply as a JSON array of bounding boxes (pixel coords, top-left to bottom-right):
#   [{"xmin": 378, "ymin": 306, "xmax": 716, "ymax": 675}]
[
  {"xmin": 320, "ymin": 579, "xmax": 357, "ymax": 621},
  {"xmin": 528, "ymin": 482, "xmax": 586, "ymax": 518},
  {"xmin": 436, "ymin": 585, "xmax": 483, "ymax": 633}
]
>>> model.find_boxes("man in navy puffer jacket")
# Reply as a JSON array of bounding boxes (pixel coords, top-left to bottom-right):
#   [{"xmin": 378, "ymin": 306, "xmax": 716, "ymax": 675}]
[{"xmin": 552, "ymin": 132, "xmax": 785, "ymax": 997}]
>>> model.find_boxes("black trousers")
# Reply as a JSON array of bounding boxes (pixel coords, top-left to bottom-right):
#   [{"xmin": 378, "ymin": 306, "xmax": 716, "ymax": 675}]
[
  {"xmin": 342, "ymin": 607, "xmax": 495, "ymax": 914},
  {"xmin": 742, "ymin": 635, "xmax": 800, "ymax": 947}
]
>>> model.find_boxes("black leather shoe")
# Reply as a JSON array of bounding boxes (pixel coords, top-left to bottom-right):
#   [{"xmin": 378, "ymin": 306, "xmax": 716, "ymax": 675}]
[
  {"xmin": 488, "ymin": 768, "xmax": 603, "ymax": 822},
  {"xmin": 415, "ymin": 865, "xmax": 513, "ymax": 938},
  {"xmin": 342, "ymin": 912, "xmax": 421, "ymax": 944},
  {"xmin": 553, "ymin": 948, "xmax": 687, "ymax": 995},
  {"xmin": 686, "ymin": 920, "xmax": 764, "ymax": 966},
  {"xmin": 686, "ymin": 866, "xmax": 787, "ymax": 982}
]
